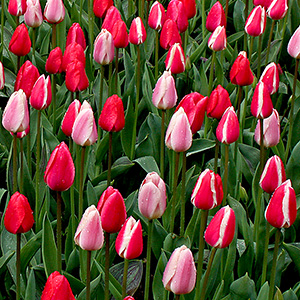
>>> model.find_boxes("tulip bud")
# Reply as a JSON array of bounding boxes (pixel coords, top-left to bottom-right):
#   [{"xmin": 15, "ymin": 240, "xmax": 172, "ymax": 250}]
[
  {"xmin": 62, "ymin": 42, "xmax": 86, "ymax": 72},
  {"xmin": 44, "ymin": 142, "xmax": 75, "ymax": 191},
  {"xmin": 245, "ymin": 6, "xmax": 266, "ymax": 37},
  {"xmin": 123, "ymin": 297, "xmax": 135, "ymax": 300},
  {"xmin": 93, "ymin": 29, "xmax": 115, "ymax": 65},
  {"xmin": 97, "ymin": 186, "xmax": 127, "ymax": 233},
  {"xmin": 175, "ymin": 92, "xmax": 208, "ymax": 134},
  {"xmin": 65, "ymin": 59, "xmax": 89, "ymax": 92},
  {"xmin": 2, "ymin": 90, "xmax": 29, "ymax": 133},
  {"xmin": 93, "ymin": 0, "xmax": 113, "ymax": 18},
  {"xmin": 287, "ymin": 25, "xmax": 300, "ymax": 59},
  {"xmin": 8, "ymin": 0, "xmax": 27, "ymax": 16},
  {"xmin": 11, "ymin": 126, "xmax": 30, "ymax": 139},
  {"xmin": 101, "ymin": 6, "xmax": 122, "ymax": 33},
  {"xmin": 111, "ymin": 20, "xmax": 129, "ymax": 48},
  {"xmin": 41, "ymin": 271, "xmax": 75, "ymax": 300},
  {"xmin": 0, "ymin": 61, "xmax": 4, "ymax": 90},
  {"xmin": 72, "ymin": 101, "xmax": 97, "ymax": 146},
  {"xmin": 254, "ymin": 108, "xmax": 280, "ymax": 148},
  {"xmin": 162, "ymin": 245, "xmax": 196, "ymax": 294},
  {"xmin": 165, "ymin": 43, "xmax": 186, "ymax": 74},
  {"xmin": 152, "ymin": 70, "xmax": 177, "ymax": 110},
  {"xmin": 260, "ymin": 155, "xmax": 286, "ymax": 194},
  {"xmin": 267, "ymin": 0, "xmax": 288, "ymax": 20},
  {"xmin": 166, "ymin": 0, "xmax": 189, "ymax": 33},
  {"xmin": 208, "ymin": 25, "xmax": 227, "ymax": 51},
  {"xmin": 179, "ymin": 0, "xmax": 196, "ymax": 19},
  {"xmin": 165, "ymin": 107, "xmax": 193, "ymax": 152},
  {"xmin": 259, "ymin": 62, "xmax": 279, "ymax": 95},
  {"xmin": 251, "ymin": 81, "xmax": 273, "ymax": 119},
  {"xmin": 61, "ymin": 99, "xmax": 81, "ymax": 137},
  {"xmin": 265, "ymin": 180, "xmax": 297, "ymax": 228},
  {"xmin": 66, "ymin": 23, "xmax": 86, "ymax": 50},
  {"xmin": 99, "ymin": 94, "xmax": 125, "ymax": 132},
  {"xmin": 30, "ymin": 74, "xmax": 52, "ymax": 110},
  {"xmin": 9, "ymin": 24, "xmax": 31, "ymax": 57},
  {"xmin": 129, "ymin": 17, "xmax": 147, "ymax": 45},
  {"xmin": 148, "ymin": 1, "xmax": 166, "ymax": 31},
  {"xmin": 4, "ymin": 192, "xmax": 34, "ymax": 234},
  {"xmin": 191, "ymin": 169, "xmax": 223, "ymax": 210},
  {"xmin": 206, "ymin": 1, "xmax": 226, "ymax": 32},
  {"xmin": 115, "ymin": 216, "xmax": 143, "ymax": 259},
  {"xmin": 45, "ymin": 47, "xmax": 63, "ymax": 74},
  {"xmin": 160, "ymin": 19, "xmax": 182, "ymax": 50},
  {"xmin": 24, "ymin": 0, "xmax": 43, "ymax": 28},
  {"xmin": 74, "ymin": 205, "xmax": 104, "ymax": 251},
  {"xmin": 205, "ymin": 205, "xmax": 236, "ymax": 248},
  {"xmin": 230, "ymin": 51, "xmax": 254, "ymax": 86},
  {"xmin": 44, "ymin": 0, "xmax": 65, "ymax": 24},
  {"xmin": 253, "ymin": 0, "xmax": 271, "ymax": 8}
]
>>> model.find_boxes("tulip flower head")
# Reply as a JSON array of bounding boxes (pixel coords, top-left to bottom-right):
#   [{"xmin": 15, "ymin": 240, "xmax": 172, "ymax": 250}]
[
  {"xmin": 66, "ymin": 23, "xmax": 86, "ymax": 50},
  {"xmin": 93, "ymin": 0, "xmax": 113, "ymax": 18},
  {"xmin": 148, "ymin": 1, "xmax": 166, "ymax": 30},
  {"xmin": 30, "ymin": 74, "xmax": 52, "ymax": 110},
  {"xmin": 206, "ymin": 1, "xmax": 226, "ymax": 32},
  {"xmin": 179, "ymin": 0, "xmax": 196, "ymax": 19},
  {"xmin": 43, "ymin": 0, "xmax": 65, "ymax": 24},
  {"xmin": 166, "ymin": 0, "xmax": 189, "ymax": 33},
  {"xmin": 11, "ymin": 126, "xmax": 30, "ymax": 139},
  {"xmin": 46, "ymin": 47, "xmax": 63, "ymax": 74},
  {"xmin": 101, "ymin": 6, "xmax": 122, "ymax": 33},
  {"xmin": 65, "ymin": 59, "xmax": 89, "ymax": 92},
  {"xmin": 61, "ymin": 99, "xmax": 81, "ymax": 137},
  {"xmin": 62, "ymin": 42, "xmax": 86, "ymax": 72},
  {"xmin": 160, "ymin": 19, "xmax": 182, "ymax": 50},
  {"xmin": 165, "ymin": 43, "xmax": 186, "ymax": 74},
  {"xmin": 287, "ymin": 25, "xmax": 300, "ymax": 59},
  {"xmin": 259, "ymin": 62, "xmax": 279, "ymax": 95},
  {"xmin": 267, "ymin": 0, "xmax": 288, "ymax": 20},
  {"xmin": 129, "ymin": 17, "xmax": 147, "ymax": 45},
  {"xmin": 24, "ymin": 0, "xmax": 43, "ymax": 28},
  {"xmin": 0, "ymin": 61, "xmax": 5, "ymax": 90},
  {"xmin": 208, "ymin": 26, "xmax": 227, "ymax": 51},
  {"xmin": 93, "ymin": 29, "xmax": 115, "ymax": 65},
  {"xmin": 111, "ymin": 20, "xmax": 129, "ymax": 48},
  {"xmin": 9, "ymin": 24, "xmax": 31, "ymax": 57},
  {"xmin": 253, "ymin": 0, "xmax": 271, "ymax": 7},
  {"xmin": 245, "ymin": 6, "xmax": 266, "ymax": 37},
  {"xmin": 8, "ymin": 0, "xmax": 27, "ymax": 16}
]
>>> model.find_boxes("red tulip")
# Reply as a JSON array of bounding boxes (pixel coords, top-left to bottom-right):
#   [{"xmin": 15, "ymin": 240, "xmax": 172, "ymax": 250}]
[
  {"xmin": 93, "ymin": 0, "xmax": 113, "ymax": 18},
  {"xmin": 245, "ymin": 6, "xmax": 266, "ymax": 37},
  {"xmin": 208, "ymin": 25, "xmax": 227, "ymax": 51},
  {"xmin": 166, "ymin": 0, "xmax": 189, "ymax": 33},
  {"xmin": 179, "ymin": 0, "xmax": 196, "ymax": 19},
  {"xmin": 62, "ymin": 42, "xmax": 86, "ymax": 72},
  {"xmin": 45, "ymin": 47, "xmax": 63, "ymax": 74},
  {"xmin": 65, "ymin": 59, "xmax": 89, "ymax": 92},
  {"xmin": 8, "ymin": 0, "xmax": 27, "ymax": 16},
  {"xmin": 93, "ymin": 29, "xmax": 115, "ymax": 65},
  {"xmin": 206, "ymin": 1, "xmax": 226, "ymax": 32},
  {"xmin": 288, "ymin": 25, "xmax": 300, "ymax": 59},
  {"xmin": 101, "ymin": 6, "xmax": 122, "ymax": 33},
  {"xmin": 259, "ymin": 62, "xmax": 279, "ymax": 95},
  {"xmin": 11, "ymin": 126, "xmax": 30, "ymax": 139},
  {"xmin": 66, "ymin": 23, "xmax": 86, "ymax": 50},
  {"xmin": 267, "ymin": 0, "xmax": 288, "ymax": 20},
  {"xmin": 9, "ymin": 24, "xmax": 31, "ymax": 57},
  {"xmin": 43, "ymin": 0, "xmax": 65, "ymax": 24},
  {"xmin": 0, "ymin": 61, "xmax": 5, "ymax": 90},
  {"xmin": 148, "ymin": 1, "xmax": 166, "ymax": 30},
  {"xmin": 24, "ymin": 0, "xmax": 43, "ymax": 28},
  {"xmin": 111, "ymin": 20, "xmax": 129, "ymax": 48},
  {"xmin": 61, "ymin": 99, "xmax": 81, "ymax": 137},
  {"xmin": 253, "ymin": 0, "xmax": 271, "ymax": 8},
  {"xmin": 165, "ymin": 43, "xmax": 186, "ymax": 74},
  {"xmin": 129, "ymin": 17, "xmax": 147, "ymax": 45},
  {"xmin": 160, "ymin": 19, "xmax": 182, "ymax": 50},
  {"xmin": 30, "ymin": 74, "xmax": 52, "ymax": 110}
]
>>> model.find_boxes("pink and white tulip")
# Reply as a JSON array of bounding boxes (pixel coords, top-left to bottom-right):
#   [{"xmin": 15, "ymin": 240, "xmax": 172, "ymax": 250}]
[
  {"xmin": 24, "ymin": 0, "xmax": 43, "ymax": 28},
  {"xmin": 93, "ymin": 29, "xmax": 115, "ymax": 65}
]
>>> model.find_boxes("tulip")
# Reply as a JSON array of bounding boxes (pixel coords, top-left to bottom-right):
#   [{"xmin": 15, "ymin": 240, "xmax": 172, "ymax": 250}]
[
  {"xmin": 208, "ymin": 25, "xmax": 227, "ymax": 51},
  {"xmin": 129, "ymin": 17, "xmax": 147, "ymax": 45},
  {"xmin": 251, "ymin": 81, "xmax": 273, "ymax": 119},
  {"xmin": 71, "ymin": 101, "xmax": 97, "ymax": 146},
  {"xmin": 148, "ymin": 1, "xmax": 166, "ymax": 31},
  {"xmin": 45, "ymin": 47, "xmax": 63, "ymax": 74},
  {"xmin": 30, "ymin": 74, "xmax": 52, "ymax": 110},
  {"xmin": 61, "ymin": 99, "xmax": 81, "ymax": 137},
  {"xmin": 166, "ymin": 0, "xmax": 189, "ymax": 33},
  {"xmin": 2, "ymin": 90, "xmax": 29, "ymax": 133},
  {"xmin": 66, "ymin": 23, "xmax": 86, "ymax": 50},
  {"xmin": 265, "ymin": 180, "xmax": 297, "ymax": 228},
  {"xmin": 74, "ymin": 205, "xmax": 104, "ymax": 251},
  {"xmin": 152, "ymin": 70, "xmax": 177, "ymax": 110},
  {"xmin": 61, "ymin": 42, "xmax": 86, "ymax": 72},
  {"xmin": 93, "ymin": 29, "xmax": 115, "ymax": 65},
  {"xmin": 287, "ymin": 25, "xmax": 300, "ymax": 59},
  {"xmin": 165, "ymin": 43, "xmax": 186, "ymax": 74},
  {"xmin": 4, "ymin": 192, "xmax": 34, "ymax": 234},
  {"xmin": 8, "ymin": 0, "xmax": 27, "ymax": 16},
  {"xmin": 97, "ymin": 186, "xmax": 127, "ymax": 233},
  {"xmin": 267, "ymin": 0, "xmax": 288, "ymax": 20},
  {"xmin": 206, "ymin": 1, "xmax": 226, "ymax": 32},
  {"xmin": 259, "ymin": 62, "xmax": 280, "ymax": 95},
  {"xmin": 115, "ymin": 216, "xmax": 143, "ymax": 260},
  {"xmin": 123, "ymin": 297, "xmax": 135, "ymax": 300},
  {"xmin": 111, "ymin": 20, "xmax": 129, "ymax": 48},
  {"xmin": 230, "ymin": 51, "xmax": 254, "ymax": 86},
  {"xmin": 245, "ymin": 6, "xmax": 266, "ymax": 37},
  {"xmin": 191, "ymin": 169, "xmax": 223, "ymax": 210},
  {"xmin": 204, "ymin": 205, "xmax": 236, "ymax": 248},
  {"xmin": 254, "ymin": 108, "xmax": 280, "ymax": 147},
  {"xmin": 24, "ymin": 0, "xmax": 43, "ymax": 27},
  {"xmin": 216, "ymin": 106, "xmax": 239, "ymax": 144},
  {"xmin": 41, "ymin": 271, "xmax": 75, "ymax": 300},
  {"xmin": 101, "ymin": 6, "xmax": 122, "ymax": 33},
  {"xmin": 160, "ymin": 19, "xmax": 182, "ymax": 50},
  {"xmin": 43, "ymin": 0, "xmax": 65, "ymax": 24},
  {"xmin": 165, "ymin": 107, "xmax": 193, "ymax": 152},
  {"xmin": 162, "ymin": 245, "xmax": 196, "ymax": 294},
  {"xmin": 253, "ymin": 0, "xmax": 271, "ymax": 8},
  {"xmin": 179, "ymin": 0, "xmax": 196, "ymax": 19},
  {"xmin": 44, "ymin": 141, "xmax": 75, "ymax": 191},
  {"xmin": 260, "ymin": 155, "xmax": 286, "ymax": 194},
  {"xmin": 93, "ymin": 0, "xmax": 113, "ymax": 18},
  {"xmin": 9, "ymin": 24, "xmax": 31, "ymax": 57},
  {"xmin": 11, "ymin": 126, "xmax": 30, "ymax": 139},
  {"xmin": 0, "ymin": 61, "xmax": 4, "ymax": 90},
  {"xmin": 175, "ymin": 92, "xmax": 208, "ymax": 134},
  {"xmin": 65, "ymin": 59, "xmax": 89, "ymax": 92}
]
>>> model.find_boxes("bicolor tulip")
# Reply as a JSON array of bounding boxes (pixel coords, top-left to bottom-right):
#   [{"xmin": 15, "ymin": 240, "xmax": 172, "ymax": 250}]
[
  {"xmin": 115, "ymin": 216, "xmax": 143, "ymax": 260},
  {"xmin": 160, "ymin": 19, "xmax": 182, "ymax": 50},
  {"xmin": 12, "ymin": 126, "xmax": 30, "ymax": 139},
  {"xmin": 93, "ymin": 0, "xmax": 113, "ymax": 18},
  {"xmin": 24, "ymin": 0, "xmax": 43, "ymax": 28},
  {"xmin": 8, "ymin": 0, "xmax": 27, "ymax": 16},
  {"xmin": 204, "ymin": 205, "xmax": 236, "ymax": 248},
  {"xmin": 253, "ymin": 0, "xmax": 271, "ymax": 8},
  {"xmin": 208, "ymin": 26, "xmax": 227, "ymax": 51},
  {"xmin": 165, "ymin": 43, "xmax": 186, "ymax": 74},
  {"xmin": 97, "ymin": 186, "xmax": 127, "ymax": 233},
  {"xmin": 65, "ymin": 59, "xmax": 89, "ymax": 92},
  {"xmin": 259, "ymin": 62, "xmax": 280, "ymax": 95},
  {"xmin": 267, "ymin": 0, "xmax": 288, "ymax": 20},
  {"xmin": 265, "ymin": 180, "xmax": 297, "ymax": 228},
  {"xmin": 162, "ymin": 245, "xmax": 196, "ymax": 294},
  {"xmin": 44, "ymin": 141, "xmax": 75, "ymax": 191},
  {"xmin": 148, "ymin": 1, "xmax": 166, "ymax": 30},
  {"xmin": 206, "ymin": 1, "xmax": 226, "ymax": 32},
  {"xmin": 4, "ymin": 192, "xmax": 34, "ymax": 234},
  {"xmin": 245, "ymin": 6, "xmax": 266, "ymax": 36},
  {"xmin": 43, "ymin": 0, "xmax": 65, "ymax": 24},
  {"xmin": 287, "ymin": 25, "xmax": 300, "ymax": 59},
  {"xmin": 111, "ymin": 20, "xmax": 129, "ymax": 48},
  {"xmin": 179, "ymin": 0, "xmax": 196, "ymax": 19},
  {"xmin": 62, "ymin": 42, "xmax": 86, "ymax": 72},
  {"xmin": 45, "ymin": 47, "xmax": 63, "ymax": 74},
  {"xmin": 129, "ymin": 17, "xmax": 147, "ymax": 45},
  {"xmin": 66, "ymin": 23, "xmax": 86, "ymax": 50},
  {"xmin": 9, "ymin": 24, "xmax": 31, "ymax": 57},
  {"xmin": 30, "ymin": 74, "xmax": 52, "ymax": 110},
  {"xmin": 93, "ymin": 29, "xmax": 115, "ymax": 65},
  {"xmin": 61, "ymin": 99, "xmax": 81, "ymax": 137},
  {"xmin": 101, "ymin": 6, "xmax": 121, "ymax": 33},
  {"xmin": 166, "ymin": 0, "xmax": 189, "ymax": 33},
  {"xmin": 0, "ymin": 61, "xmax": 4, "ymax": 90}
]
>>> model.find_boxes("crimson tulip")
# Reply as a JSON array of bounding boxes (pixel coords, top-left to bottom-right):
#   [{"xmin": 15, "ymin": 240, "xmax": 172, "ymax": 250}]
[
  {"xmin": 148, "ymin": 1, "xmax": 166, "ymax": 31},
  {"xmin": 179, "ymin": 0, "xmax": 196, "ymax": 19},
  {"xmin": 166, "ymin": 0, "xmax": 188, "ymax": 33},
  {"xmin": 65, "ymin": 59, "xmax": 89, "ymax": 92},
  {"xmin": 45, "ymin": 47, "xmax": 63, "ymax": 74},
  {"xmin": 267, "ymin": 0, "xmax": 288, "ymax": 20},
  {"xmin": 62, "ymin": 42, "xmax": 86, "ymax": 72},
  {"xmin": 9, "ymin": 24, "xmax": 31, "ymax": 57},
  {"xmin": 8, "ymin": 0, "xmax": 27, "ymax": 16},
  {"xmin": 30, "ymin": 74, "xmax": 52, "ymax": 110},
  {"xmin": 165, "ymin": 43, "xmax": 186, "ymax": 74},
  {"xmin": 160, "ymin": 19, "xmax": 182, "ymax": 50},
  {"xmin": 101, "ymin": 6, "xmax": 121, "ymax": 33},
  {"xmin": 206, "ymin": 1, "xmax": 226, "ymax": 32},
  {"xmin": 245, "ymin": 6, "xmax": 266, "ymax": 36},
  {"xmin": 208, "ymin": 25, "xmax": 227, "ymax": 51},
  {"xmin": 129, "ymin": 17, "xmax": 147, "ymax": 45},
  {"xmin": 259, "ymin": 62, "xmax": 280, "ymax": 95},
  {"xmin": 93, "ymin": 0, "xmax": 113, "ymax": 18},
  {"xmin": 111, "ymin": 20, "xmax": 129, "ymax": 48},
  {"xmin": 61, "ymin": 99, "xmax": 81, "ymax": 137},
  {"xmin": 66, "ymin": 23, "xmax": 86, "ymax": 50}
]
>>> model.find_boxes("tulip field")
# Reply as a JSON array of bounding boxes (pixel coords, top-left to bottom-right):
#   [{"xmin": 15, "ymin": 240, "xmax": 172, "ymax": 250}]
[{"xmin": 1, "ymin": 0, "xmax": 300, "ymax": 299}]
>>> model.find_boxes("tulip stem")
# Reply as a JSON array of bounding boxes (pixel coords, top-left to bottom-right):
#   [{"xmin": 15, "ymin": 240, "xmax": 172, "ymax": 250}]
[
  {"xmin": 208, "ymin": 51, "xmax": 216, "ymax": 96},
  {"xmin": 160, "ymin": 110, "xmax": 166, "ymax": 180},
  {"xmin": 155, "ymin": 31, "xmax": 159, "ymax": 80},
  {"xmin": 175, "ymin": 295, "xmax": 180, "ymax": 300},
  {"xmin": 32, "ymin": 28, "xmax": 36, "ymax": 58},
  {"xmin": 170, "ymin": 152, "xmax": 180, "ymax": 233},
  {"xmin": 20, "ymin": 139, "xmax": 23, "ymax": 194},
  {"xmin": 16, "ymin": 233, "xmax": 21, "ymax": 300},
  {"xmin": 277, "ymin": 14, "xmax": 288, "ymax": 64},
  {"xmin": 13, "ymin": 133, "xmax": 18, "ymax": 193},
  {"xmin": 69, "ymin": 140, "xmax": 76, "ymax": 245},
  {"xmin": 268, "ymin": 229, "xmax": 281, "ymax": 300},
  {"xmin": 0, "ymin": 0, "xmax": 4, "ymax": 61},
  {"xmin": 27, "ymin": 131, "xmax": 32, "ymax": 176},
  {"xmin": 144, "ymin": 220, "xmax": 153, "ymax": 300},
  {"xmin": 51, "ymin": 74, "xmax": 57, "ymax": 134},
  {"xmin": 108, "ymin": 63, "xmax": 112, "ymax": 96},
  {"xmin": 249, "ymin": 36, "xmax": 254, "ymax": 64},
  {"xmin": 214, "ymin": 139, "xmax": 220, "ymax": 174},
  {"xmin": 57, "ymin": 191, "xmax": 62, "ymax": 273},
  {"xmin": 115, "ymin": 48, "xmax": 119, "ymax": 94},
  {"xmin": 79, "ymin": 146, "xmax": 86, "ymax": 220},
  {"xmin": 88, "ymin": 0, "xmax": 94, "ymax": 54},
  {"xmin": 265, "ymin": 20, "xmax": 275, "ymax": 65},
  {"xmin": 180, "ymin": 152, "xmax": 187, "ymax": 236},
  {"xmin": 122, "ymin": 258, "xmax": 129, "ymax": 298},
  {"xmin": 99, "ymin": 65, "xmax": 105, "ymax": 118},
  {"xmin": 86, "ymin": 250, "xmax": 91, "ymax": 300},
  {"xmin": 35, "ymin": 111, "xmax": 41, "ymax": 231},
  {"xmin": 107, "ymin": 132, "xmax": 113, "ymax": 187},
  {"xmin": 201, "ymin": 0, "xmax": 206, "ymax": 40},
  {"xmin": 261, "ymin": 221, "xmax": 270, "ymax": 286},
  {"xmin": 222, "ymin": 144, "xmax": 229, "ymax": 206},
  {"xmin": 257, "ymin": 35, "xmax": 263, "ymax": 78},
  {"xmin": 236, "ymin": 85, "xmax": 243, "ymax": 122},
  {"xmin": 104, "ymin": 232, "xmax": 110, "ymax": 300}
]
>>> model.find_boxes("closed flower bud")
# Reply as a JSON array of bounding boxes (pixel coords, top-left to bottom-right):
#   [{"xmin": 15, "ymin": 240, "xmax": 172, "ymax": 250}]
[
  {"xmin": 72, "ymin": 101, "xmax": 97, "ymax": 146},
  {"xmin": 74, "ymin": 205, "xmax": 104, "ymax": 251},
  {"xmin": 111, "ymin": 20, "xmax": 129, "ymax": 48},
  {"xmin": 265, "ymin": 180, "xmax": 297, "ymax": 228},
  {"xmin": 0, "ymin": 61, "xmax": 4, "ymax": 90},
  {"xmin": 251, "ymin": 81, "xmax": 273, "ymax": 119},
  {"xmin": 207, "ymin": 85, "xmax": 232, "ymax": 119},
  {"xmin": 101, "ymin": 6, "xmax": 121, "ymax": 33},
  {"xmin": 166, "ymin": 0, "xmax": 189, "ymax": 33},
  {"xmin": 179, "ymin": 0, "xmax": 196, "ymax": 19},
  {"xmin": 165, "ymin": 107, "xmax": 193, "ymax": 152},
  {"xmin": 93, "ymin": 0, "xmax": 113, "ymax": 18},
  {"xmin": 206, "ymin": 1, "xmax": 226, "ymax": 32},
  {"xmin": 115, "ymin": 216, "xmax": 143, "ymax": 259},
  {"xmin": 44, "ymin": 141, "xmax": 75, "ymax": 191},
  {"xmin": 138, "ymin": 172, "xmax": 167, "ymax": 220},
  {"xmin": 205, "ymin": 205, "xmax": 236, "ymax": 248},
  {"xmin": 152, "ymin": 70, "xmax": 177, "ymax": 110},
  {"xmin": 165, "ymin": 43, "xmax": 186, "ymax": 74},
  {"xmin": 8, "ymin": 0, "xmax": 27, "ymax": 16},
  {"xmin": 148, "ymin": 1, "xmax": 166, "ymax": 31},
  {"xmin": 260, "ymin": 155, "xmax": 286, "ymax": 194},
  {"xmin": 160, "ymin": 19, "xmax": 182, "ymax": 50},
  {"xmin": 24, "ymin": 0, "xmax": 43, "ymax": 28},
  {"xmin": 230, "ymin": 51, "xmax": 254, "ymax": 86},
  {"xmin": 287, "ymin": 25, "xmax": 300, "ymax": 59},
  {"xmin": 62, "ymin": 42, "xmax": 86, "ymax": 72},
  {"xmin": 267, "ymin": 0, "xmax": 288, "ymax": 20},
  {"xmin": 259, "ymin": 62, "xmax": 279, "ymax": 95},
  {"xmin": 61, "ymin": 99, "xmax": 81, "ymax": 137},
  {"xmin": 99, "ymin": 94, "xmax": 125, "ymax": 132},
  {"xmin": 66, "ymin": 23, "xmax": 86, "ymax": 50},
  {"xmin": 41, "ymin": 271, "xmax": 75, "ymax": 300},
  {"xmin": 175, "ymin": 92, "xmax": 208, "ymax": 134},
  {"xmin": 4, "ymin": 192, "xmax": 34, "ymax": 234},
  {"xmin": 253, "ymin": 0, "xmax": 271, "ymax": 8},
  {"xmin": 45, "ymin": 47, "xmax": 63, "ymax": 74},
  {"xmin": 9, "ymin": 24, "xmax": 31, "ymax": 57},
  {"xmin": 216, "ymin": 106, "xmax": 239, "ymax": 144},
  {"xmin": 208, "ymin": 25, "xmax": 227, "ymax": 51},
  {"xmin": 97, "ymin": 186, "xmax": 127, "ymax": 233},
  {"xmin": 43, "ymin": 0, "xmax": 65, "ymax": 24},
  {"xmin": 123, "ymin": 297, "xmax": 135, "ymax": 300},
  {"xmin": 254, "ymin": 108, "xmax": 280, "ymax": 147},
  {"xmin": 30, "ymin": 74, "xmax": 52, "ymax": 110},
  {"xmin": 11, "ymin": 126, "xmax": 30, "ymax": 139},
  {"xmin": 65, "ymin": 59, "xmax": 89, "ymax": 92},
  {"xmin": 93, "ymin": 29, "xmax": 115, "ymax": 65},
  {"xmin": 2, "ymin": 90, "xmax": 29, "ymax": 133},
  {"xmin": 191, "ymin": 169, "xmax": 223, "ymax": 210},
  {"xmin": 129, "ymin": 17, "xmax": 147, "ymax": 45},
  {"xmin": 245, "ymin": 6, "xmax": 266, "ymax": 37},
  {"xmin": 162, "ymin": 245, "xmax": 196, "ymax": 294}
]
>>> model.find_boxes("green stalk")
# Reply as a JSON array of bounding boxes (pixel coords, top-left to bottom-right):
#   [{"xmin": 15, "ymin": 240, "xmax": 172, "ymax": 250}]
[
  {"xmin": 180, "ymin": 152, "xmax": 187, "ymax": 236},
  {"xmin": 170, "ymin": 152, "xmax": 180, "ymax": 233},
  {"xmin": 243, "ymin": 0, "xmax": 249, "ymax": 51},
  {"xmin": 13, "ymin": 133, "xmax": 18, "ymax": 193},
  {"xmin": 122, "ymin": 259, "xmax": 129, "ymax": 298},
  {"xmin": 155, "ymin": 31, "xmax": 159, "ymax": 80},
  {"xmin": 16, "ymin": 233, "xmax": 21, "ymax": 300},
  {"xmin": 208, "ymin": 51, "xmax": 216, "ymax": 96},
  {"xmin": 0, "ymin": 0, "xmax": 4, "ymax": 61},
  {"xmin": 79, "ymin": 146, "xmax": 86, "ymax": 220},
  {"xmin": 69, "ymin": 140, "xmax": 76, "ymax": 245},
  {"xmin": 51, "ymin": 24, "xmax": 57, "ymax": 133},
  {"xmin": 115, "ymin": 48, "xmax": 119, "ymax": 95},
  {"xmin": 261, "ymin": 221, "xmax": 270, "ymax": 285},
  {"xmin": 144, "ymin": 220, "xmax": 153, "ymax": 300},
  {"xmin": 276, "ymin": 14, "xmax": 288, "ymax": 63},
  {"xmin": 241, "ymin": 86, "xmax": 249, "ymax": 141},
  {"xmin": 140, "ymin": 0, "xmax": 145, "ymax": 24},
  {"xmin": 201, "ymin": 0, "xmax": 206, "ymax": 40},
  {"xmin": 20, "ymin": 139, "xmax": 23, "ymax": 194},
  {"xmin": 88, "ymin": 0, "xmax": 94, "ymax": 54},
  {"xmin": 104, "ymin": 232, "xmax": 110, "ymax": 300},
  {"xmin": 107, "ymin": 132, "xmax": 113, "ymax": 187},
  {"xmin": 175, "ymin": 295, "xmax": 180, "ymax": 300},
  {"xmin": 160, "ymin": 110, "xmax": 166, "ymax": 180},
  {"xmin": 99, "ymin": 65, "xmax": 105, "ymax": 116},
  {"xmin": 236, "ymin": 85, "xmax": 243, "ymax": 122},
  {"xmin": 57, "ymin": 192, "xmax": 62, "ymax": 273},
  {"xmin": 79, "ymin": 0, "xmax": 83, "ymax": 26},
  {"xmin": 128, "ymin": 0, "xmax": 133, "ymax": 17},
  {"xmin": 109, "ymin": 63, "xmax": 113, "ymax": 96},
  {"xmin": 27, "ymin": 131, "xmax": 32, "ymax": 176},
  {"xmin": 222, "ymin": 144, "xmax": 229, "ymax": 206},
  {"xmin": 32, "ymin": 28, "xmax": 36, "ymax": 58},
  {"xmin": 257, "ymin": 35, "xmax": 263, "ymax": 78},
  {"xmin": 214, "ymin": 139, "xmax": 220, "ymax": 174},
  {"xmin": 265, "ymin": 20, "xmax": 276, "ymax": 65},
  {"xmin": 249, "ymin": 36, "xmax": 254, "ymax": 64},
  {"xmin": 86, "ymin": 250, "xmax": 92, "ymax": 300},
  {"xmin": 35, "ymin": 111, "xmax": 41, "ymax": 231},
  {"xmin": 225, "ymin": 0, "xmax": 229, "ymax": 22}
]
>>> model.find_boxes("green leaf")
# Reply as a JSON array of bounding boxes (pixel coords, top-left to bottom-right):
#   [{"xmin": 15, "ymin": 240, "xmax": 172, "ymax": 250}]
[
  {"xmin": 282, "ymin": 243, "xmax": 300, "ymax": 275},
  {"xmin": 186, "ymin": 139, "xmax": 216, "ymax": 157},
  {"xmin": 189, "ymin": 34, "xmax": 210, "ymax": 64},
  {"xmin": 274, "ymin": 287, "xmax": 284, "ymax": 300},
  {"xmin": 229, "ymin": 273, "xmax": 257, "ymax": 300},
  {"xmin": 153, "ymin": 252, "xmax": 168, "ymax": 300},
  {"xmin": 0, "ymin": 250, "xmax": 14, "ymax": 270},
  {"xmin": 134, "ymin": 156, "xmax": 160, "ymax": 174},
  {"xmin": 152, "ymin": 220, "xmax": 168, "ymax": 260},
  {"xmin": 283, "ymin": 288, "xmax": 298, "ymax": 300},
  {"xmin": 212, "ymin": 281, "xmax": 225, "ymax": 300},
  {"xmin": 257, "ymin": 282, "xmax": 269, "ymax": 300},
  {"xmin": 286, "ymin": 141, "xmax": 300, "ymax": 194},
  {"xmin": 233, "ymin": 0, "xmax": 245, "ymax": 32},
  {"xmin": 95, "ymin": 131, "xmax": 109, "ymax": 165},
  {"xmin": 25, "ymin": 270, "xmax": 36, "ymax": 300}
]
